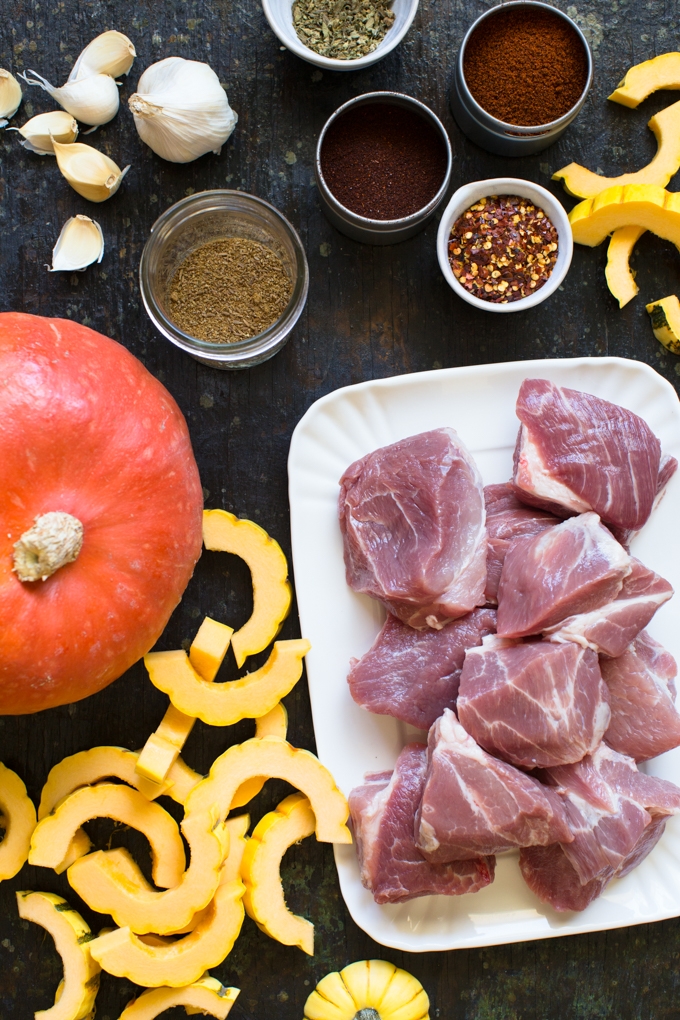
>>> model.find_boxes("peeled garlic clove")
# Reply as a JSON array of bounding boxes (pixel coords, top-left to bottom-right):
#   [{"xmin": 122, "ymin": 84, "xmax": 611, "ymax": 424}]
[
  {"xmin": 50, "ymin": 215, "xmax": 104, "ymax": 271},
  {"xmin": 20, "ymin": 69, "xmax": 119, "ymax": 126},
  {"xmin": 15, "ymin": 111, "xmax": 78, "ymax": 154},
  {"xmin": 0, "ymin": 68, "xmax": 22, "ymax": 126},
  {"xmin": 52, "ymin": 140, "xmax": 130, "ymax": 202},
  {"xmin": 128, "ymin": 56, "xmax": 237, "ymax": 163},
  {"xmin": 69, "ymin": 31, "xmax": 136, "ymax": 82}
]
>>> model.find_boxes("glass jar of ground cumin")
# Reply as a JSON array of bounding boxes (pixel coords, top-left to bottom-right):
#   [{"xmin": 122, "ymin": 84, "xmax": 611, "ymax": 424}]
[
  {"xmin": 139, "ymin": 191, "xmax": 309, "ymax": 369},
  {"xmin": 450, "ymin": 1, "xmax": 592, "ymax": 157}
]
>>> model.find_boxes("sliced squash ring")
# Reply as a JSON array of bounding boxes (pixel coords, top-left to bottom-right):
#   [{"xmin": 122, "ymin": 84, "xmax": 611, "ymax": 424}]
[
  {"xmin": 119, "ymin": 976, "xmax": 240, "ymax": 1019},
  {"xmin": 39, "ymin": 748, "xmax": 174, "ymax": 818},
  {"xmin": 231, "ymin": 703, "xmax": 288, "ymax": 809},
  {"xmin": 202, "ymin": 509, "xmax": 292, "ymax": 668},
  {"xmin": 553, "ymin": 100, "xmax": 680, "ymax": 198},
  {"xmin": 647, "ymin": 294, "xmax": 680, "ymax": 354},
  {"xmin": 569, "ymin": 184, "xmax": 680, "ymax": 247},
  {"xmin": 88, "ymin": 819, "xmax": 247, "ymax": 988},
  {"xmin": 29, "ymin": 784, "xmax": 186, "ymax": 889},
  {"xmin": 16, "ymin": 890, "xmax": 100, "ymax": 1020},
  {"xmin": 0, "ymin": 761, "xmax": 36, "ymax": 881},
  {"xmin": 242, "ymin": 793, "xmax": 315, "ymax": 955},
  {"xmin": 304, "ymin": 961, "xmax": 430, "ymax": 1020},
  {"xmin": 135, "ymin": 619, "xmax": 235, "ymax": 785},
  {"xmin": 67, "ymin": 812, "xmax": 224, "ymax": 936},
  {"xmin": 609, "ymin": 52, "xmax": 680, "ymax": 108},
  {"xmin": 605, "ymin": 226, "xmax": 645, "ymax": 307},
  {"xmin": 144, "ymin": 639, "xmax": 309, "ymax": 727}
]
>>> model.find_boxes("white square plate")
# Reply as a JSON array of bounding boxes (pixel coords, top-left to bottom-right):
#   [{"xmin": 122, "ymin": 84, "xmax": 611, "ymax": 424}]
[{"xmin": 288, "ymin": 357, "xmax": 680, "ymax": 952}]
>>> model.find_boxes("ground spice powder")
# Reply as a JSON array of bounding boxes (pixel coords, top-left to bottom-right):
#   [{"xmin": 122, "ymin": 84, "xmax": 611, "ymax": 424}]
[
  {"xmin": 449, "ymin": 195, "xmax": 558, "ymax": 304},
  {"xmin": 320, "ymin": 103, "xmax": 448, "ymax": 220},
  {"xmin": 463, "ymin": 7, "xmax": 588, "ymax": 126},
  {"xmin": 168, "ymin": 238, "xmax": 292, "ymax": 344}
]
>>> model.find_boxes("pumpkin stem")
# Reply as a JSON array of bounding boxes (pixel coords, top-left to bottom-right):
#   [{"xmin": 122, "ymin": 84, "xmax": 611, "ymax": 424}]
[
  {"xmin": 355, "ymin": 1011, "xmax": 381, "ymax": 1020},
  {"xmin": 13, "ymin": 512, "xmax": 84, "ymax": 582}
]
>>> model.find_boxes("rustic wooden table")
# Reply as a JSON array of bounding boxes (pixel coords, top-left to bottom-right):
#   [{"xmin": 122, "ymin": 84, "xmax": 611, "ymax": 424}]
[{"xmin": 2, "ymin": 0, "xmax": 680, "ymax": 1016}]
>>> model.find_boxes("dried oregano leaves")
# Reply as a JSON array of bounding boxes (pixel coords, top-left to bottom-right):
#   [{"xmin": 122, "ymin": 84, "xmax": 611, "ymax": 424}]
[
  {"xmin": 292, "ymin": 0, "xmax": 396, "ymax": 60},
  {"xmin": 169, "ymin": 238, "xmax": 292, "ymax": 343}
]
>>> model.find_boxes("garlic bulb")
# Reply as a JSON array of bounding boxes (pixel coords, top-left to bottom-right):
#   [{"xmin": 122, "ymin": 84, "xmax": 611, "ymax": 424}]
[
  {"xmin": 14, "ymin": 111, "xmax": 78, "ymax": 154},
  {"xmin": 52, "ymin": 141, "xmax": 129, "ymax": 202},
  {"xmin": 128, "ymin": 57, "xmax": 237, "ymax": 163},
  {"xmin": 20, "ymin": 69, "xmax": 119, "ymax": 126},
  {"xmin": 0, "ymin": 68, "xmax": 22, "ymax": 127},
  {"xmin": 69, "ymin": 31, "xmax": 136, "ymax": 82},
  {"xmin": 50, "ymin": 215, "xmax": 104, "ymax": 271}
]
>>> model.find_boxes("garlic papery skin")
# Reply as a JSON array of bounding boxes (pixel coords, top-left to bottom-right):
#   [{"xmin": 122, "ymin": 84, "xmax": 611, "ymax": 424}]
[
  {"xmin": 69, "ymin": 31, "xmax": 136, "ymax": 82},
  {"xmin": 50, "ymin": 215, "xmax": 104, "ymax": 272},
  {"xmin": 20, "ymin": 69, "xmax": 119, "ymax": 126},
  {"xmin": 128, "ymin": 57, "xmax": 237, "ymax": 163},
  {"xmin": 52, "ymin": 141, "xmax": 130, "ymax": 202},
  {"xmin": 15, "ymin": 111, "xmax": 78, "ymax": 154},
  {"xmin": 0, "ymin": 68, "xmax": 22, "ymax": 127}
]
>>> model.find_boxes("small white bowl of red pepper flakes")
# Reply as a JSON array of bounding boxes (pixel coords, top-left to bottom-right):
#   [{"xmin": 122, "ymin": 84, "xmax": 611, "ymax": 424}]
[{"xmin": 436, "ymin": 177, "xmax": 572, "ymax": 312}]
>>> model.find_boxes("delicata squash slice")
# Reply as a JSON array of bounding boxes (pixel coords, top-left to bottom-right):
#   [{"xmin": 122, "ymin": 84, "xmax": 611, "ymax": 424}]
[
  {"xmin": 304, "ymin": 961, "xmax": 430, "ymax": 1020},
  {"xmin": 143, "ymin": 638, "xmax": 309, "ymax": 727},
  {"xmin": 88, "ymin": 818, "xmax": 249, "ymax": 987},
  {"xmin": 136, "ymin": 618, "xmax": 234, "ymax": 785},
  {"xmin": 119, "ymin": 976, "xmax": 240, "ymax": 1020},
  {"xmin": 242, "ymin": 792, "xmax": 316, "ymax": 955},
  {"xmin": 569, "ymin": 185, "xmax": 680, "ymax": 247},
  {"xmin": 202, "ymin": 509, "xmax": 292, "ymax": 668},
  {"xmin": 609, "ymin": 52, "xmax": 680, "ymax": 108},
  {"xmin": 0, "ymin": 761, "xmax": 36, "ymax": 881},
  {"xmin": 68, "ymin": 737, "xmax": 349, "ymax": 935},
  {"xmin": 16, "ymin": 891, "xmax": 101, "ymax": 1020},
  {"xmin": 553, "ymin": 100, "xmax": 680, "ymax": 198},
  {"xmin": 29, "ymin": 783, "xmax": 186, "ymax": 888}
]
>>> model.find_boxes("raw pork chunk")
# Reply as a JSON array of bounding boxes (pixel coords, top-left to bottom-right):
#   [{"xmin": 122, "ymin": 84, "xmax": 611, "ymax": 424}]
[
  {"xmin": 519, "ymin": 744, "xmax": 680, "ymax": 911},
  {"xmin": 484, "ymin": 484, "xmax": 560, "ymax": 604},
  {"xmin": 497, "ymin": 512, "xmax": 631, "ymax": 639},
  {"xmin": 511, "ymin": 378, "xmax": 672, "ymax": 535},
  {"xmin": 348, "ymin": 608, "xmax": 497, "ymax": 730},
  {"xmin": 457, "ymin": 637, "xmax": 610, "ymax": 768},
  {"xmin": 544, "ymin": 559, "xmax": 673, "ymax": 658},
  {"xmin": 339, "ymin": 429, "xmax": 486, "ymax": 629},
  {"xmin": 348, "ymin": 742, "xmax": 495, "ymax": 903},
  {"xmin": 602, "ymin": 631, "xmax": 680, "ymax": 762},
  {"xmin": 415, "ymin": 710, "xmax": 572, "ymax": 864}
]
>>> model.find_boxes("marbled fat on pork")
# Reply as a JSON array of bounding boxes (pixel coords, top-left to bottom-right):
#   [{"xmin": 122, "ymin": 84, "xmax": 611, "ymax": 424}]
[
  {"xmin": 511, "ymin": 378, "xmax": 669, "ymax": 535},
  {"xmin": 496, "ymin": 512, "xmax": 631, "ymax": 639},
  {"xmin": 544, "ymin": 558, "xmax": 673, "ymax": 658},
  {"xmin": 520, "ymin": 744, "xmax": 680, "ymax": 911},
  {"xmin": 338, "ymin": 428, "xmax": 486, "ymax": 629},
  {"xmin": 602, "ymin": 631, "xmax": 680, "ymax": 762},
  {"xmin": 348, "ymin": 742, "xmax": 495, "ymax": 904},
  {"xmin": 457, "ymin": 637, "xmax": 610, "ymax": 769},
  {"xmin": 347, "ymin": 607, "xmax": 497, "ymax": 730},
  {"xmin": 415, "ymin": 710, "xmax": 573, "ymax": 864},
  {"xmin": 484, "ymin": 484, "xmax": 560, "ymax": 604}
]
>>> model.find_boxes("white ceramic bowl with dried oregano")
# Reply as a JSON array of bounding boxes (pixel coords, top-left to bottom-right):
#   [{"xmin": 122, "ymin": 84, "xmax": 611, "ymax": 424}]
[{"xmin": 263, "ymin": 0, "xmax": 419, "ymax": 71}]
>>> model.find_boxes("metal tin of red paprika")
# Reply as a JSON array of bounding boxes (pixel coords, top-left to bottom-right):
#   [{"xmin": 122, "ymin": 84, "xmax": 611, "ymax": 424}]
[
  {"xmin": 450, "ymin": 1, "xmax": 593, "ymax": 157},
  {"xmin": 315, "ymin": 92, "xmax": 453, "ymax": 246}
]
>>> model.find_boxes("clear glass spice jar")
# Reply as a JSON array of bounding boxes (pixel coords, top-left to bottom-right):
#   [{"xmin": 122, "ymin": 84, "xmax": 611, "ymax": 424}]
[{"xmin": 139, "ymin": 190, "xmax": 309, "ymax": 369}]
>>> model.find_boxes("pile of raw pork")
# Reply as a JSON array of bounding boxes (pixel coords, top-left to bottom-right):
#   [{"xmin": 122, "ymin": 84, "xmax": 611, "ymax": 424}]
[{"xmin": 339, "ymin": 379, "xmax": 680, "ymax": 912}]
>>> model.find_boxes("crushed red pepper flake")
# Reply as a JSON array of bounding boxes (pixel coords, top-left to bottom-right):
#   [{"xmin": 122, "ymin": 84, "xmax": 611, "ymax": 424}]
[{"xmin": 448, "ymin": 195, "xmax": 558, "ymax": 304}]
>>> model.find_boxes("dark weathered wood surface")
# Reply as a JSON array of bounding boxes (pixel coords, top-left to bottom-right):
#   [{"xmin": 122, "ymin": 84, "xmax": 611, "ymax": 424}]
[{"xmin": 2, "ymin": 0, "xmax": 680, "ymax": 1017}]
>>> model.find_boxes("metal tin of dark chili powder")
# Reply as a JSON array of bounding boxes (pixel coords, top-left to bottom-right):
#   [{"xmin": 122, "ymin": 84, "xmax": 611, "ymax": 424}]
[
  {"xmin": 450, "ymin": 1, "xmax": 592, "ymax": 157},
  {"xmin": 315, "ymin": 92, "xmax": 452, "ymax": 245}
]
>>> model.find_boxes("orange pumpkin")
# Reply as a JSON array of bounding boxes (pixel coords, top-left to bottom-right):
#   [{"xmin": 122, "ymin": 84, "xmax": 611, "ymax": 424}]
[{"xmin": 0, "ymin": 312, "xmax": 203, "ymax": 714}]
